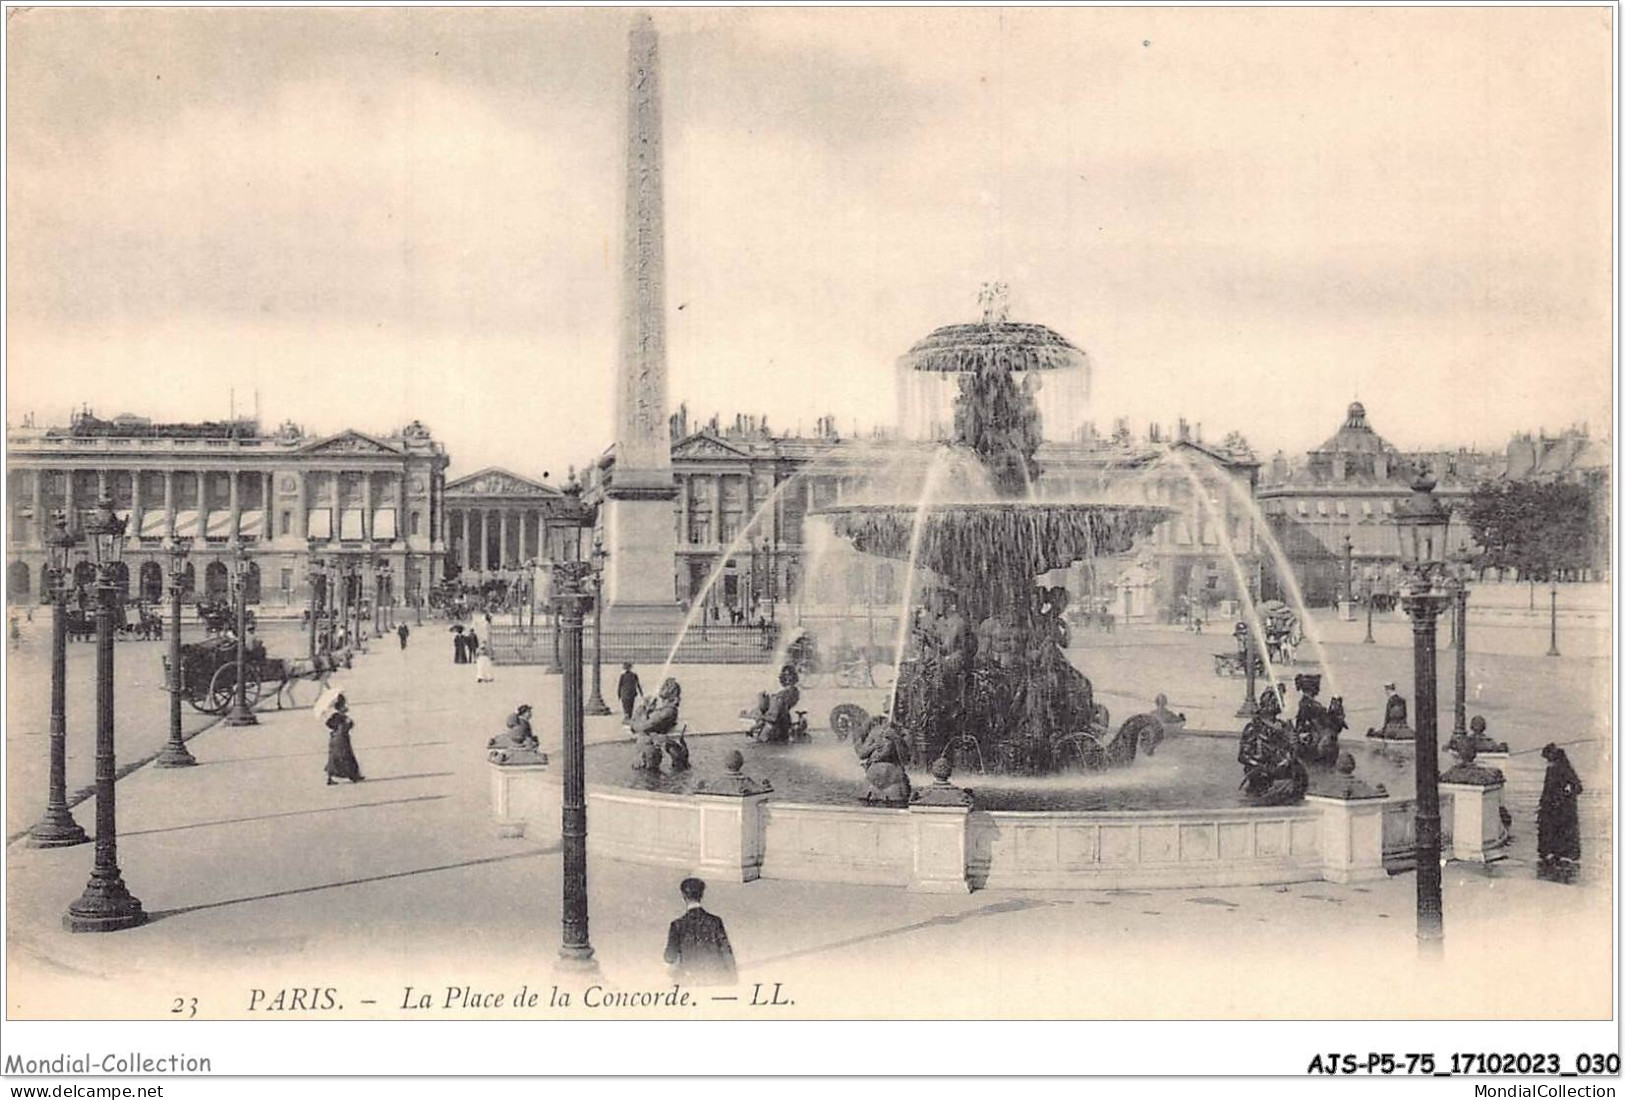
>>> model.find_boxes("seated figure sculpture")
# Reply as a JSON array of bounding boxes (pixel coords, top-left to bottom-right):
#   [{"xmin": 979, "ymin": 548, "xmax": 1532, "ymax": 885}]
[
  {"xmin": 1238, "ymin": 688, "xmax": 1308, "ymax": 805},
  {"xmin": 742, "ymin": 665, "xmax": 803, "ymax": 743},
  {"xmin": 632, "ymin": 678, "xmax": 683, "ymax": 739},
  {"xmin": 631, "ymin": 678, "xmax": 683, "ymax": 772},
  {"xmin": 487, "ymin": 703, "xmax": 547, "ymax": 765},
  {"xmin": 854, "ymin": 716, "xmax": 913, "ymax": 804},
  {"xmin": 1292, "ymin": 674, "xmax": 1345, "ymax": 767}
]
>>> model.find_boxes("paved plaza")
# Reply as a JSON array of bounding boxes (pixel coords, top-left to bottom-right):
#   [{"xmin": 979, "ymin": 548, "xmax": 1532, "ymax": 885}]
[{"xmin": 3, "ymin": 585, "xmax": 1613, "ymax": 1020}]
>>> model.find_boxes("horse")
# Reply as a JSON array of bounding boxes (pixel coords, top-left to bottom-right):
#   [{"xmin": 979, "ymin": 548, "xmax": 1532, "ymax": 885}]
[{"xmin": 265, "ymin": 653, "xmax": 343, "ymax": 710}]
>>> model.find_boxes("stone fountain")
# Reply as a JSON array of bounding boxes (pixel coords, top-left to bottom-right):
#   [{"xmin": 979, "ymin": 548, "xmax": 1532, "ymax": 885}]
[{"xmin": 815, "ymin": 304, "xmax": 1171, "ymax": 774}]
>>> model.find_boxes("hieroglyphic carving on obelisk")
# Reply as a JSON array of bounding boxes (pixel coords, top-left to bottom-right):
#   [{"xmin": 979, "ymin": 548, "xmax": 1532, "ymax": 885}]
[
  {"xmin": 613, "ymin": 11, "xmax": 673, "ymax": 485},
  {"xmin": 603, "ymin": 13, "xmax": 682, "ymax": 623}
]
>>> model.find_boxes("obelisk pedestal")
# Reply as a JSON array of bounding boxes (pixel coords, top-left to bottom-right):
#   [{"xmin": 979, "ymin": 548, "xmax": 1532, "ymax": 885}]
[{"xmin": 604, "ymin": 13, "xmax": 683, "ymax": 630}]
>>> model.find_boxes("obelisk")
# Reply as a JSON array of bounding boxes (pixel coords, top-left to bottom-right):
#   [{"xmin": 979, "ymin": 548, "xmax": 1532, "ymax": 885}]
[{"xmin": 602, "ymin": 12, "xmax": 683, "ymax": 627}]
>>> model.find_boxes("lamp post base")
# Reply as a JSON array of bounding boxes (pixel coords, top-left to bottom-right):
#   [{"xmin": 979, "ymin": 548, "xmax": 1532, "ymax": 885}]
[
  {"xmin": 556, "ymin": 945, "xmax": 600, "ymax": 975},
  {"xmin": 64, "ymin": 877, "xmax": 147, "ymax": 933},
  {"xmin": 1235, "ymin": 701, "xmax": 1258, "ymax": 718},
  {"xmin": 584, "ymin": 693, "xmax": 613, "ymax": 717},
  {"xmin": 26, "ymin": 811, "xmax": 89, "ymax": 849},
  {"xmin": 224, "ymin": 707, "xmax": 259, "ymax": 727},
  {"xmin": 154, "ymin": 741, "xmax": 197, "ymax": 768}
]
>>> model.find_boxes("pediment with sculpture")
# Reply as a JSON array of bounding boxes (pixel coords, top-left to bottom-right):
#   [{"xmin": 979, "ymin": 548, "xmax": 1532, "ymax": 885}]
[
  {"xmin": 446, "ymin": 467, "xmax": 558, "ymax": 499},
  {"xmin": 298, "ymin": 430, "xmax": 403, "ymax": 457},
  {"xmin": 672, "ymin": 432, "xmax": 749, "ymax": 461}
]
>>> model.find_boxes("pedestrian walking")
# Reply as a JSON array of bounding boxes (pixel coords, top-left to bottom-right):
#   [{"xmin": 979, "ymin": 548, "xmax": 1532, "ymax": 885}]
[
  {"xmin": 663, "ymin": 877, "xmax": 736, "ymax": 986},
  {"xmin": 475, "ymin": 641, "xmax": 495, "ymax": 683},
  {"xmin": 1537, "ymin": 742, "xmax": 1583, "ymax": 877},
  {"xmin": 451, "ymin": 624, "xmax": 467, "ymax": 664},
  {"xmin": 617, "ymin": 661, "xmax": 643, "ymax": 721},
  {"xmin": 397, "ymin": 622, "xmax": 410, "ymax": 650},
  {"xmin": 324, "ymin": 694, "xmax": 365, "ymax": 785}
]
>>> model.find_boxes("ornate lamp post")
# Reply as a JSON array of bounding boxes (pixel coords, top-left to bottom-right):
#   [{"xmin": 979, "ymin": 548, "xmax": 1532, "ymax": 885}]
[
  {"xmin": 65, "ymin": 493, "xmax": 146, "ymax": 932},
  {"xmin": 1343, "ymin": 532, "xmax": 1354, "ymax": 618},
  {"xmin": 306, "ymin": 544, "xmax": 323, "ymax": 661},
  {"xmin": 1546, "ymin": 582, "xmax": 1560, "ymax": 658},
  {"xmin": 551, "ymin": 474, "xmax": 598, "ymax": 973},
  {"xmin": 1364, "ymin": 567, "xmax": 1376, "ymax": 644},
  {"xmin": 27, "ymin": 512, "xmax": 90, "ymax": 847},
  {"xmin": 1448, "ymin": 547, "xmax": 1473, "ymax": 744},
  {"xmin": 154, "ymin": 539, "xmax": 196, "ymax": 768},
  {"xmin": 224, "ymin": 550, "xmax": 258, "ymax": 727},
  {"xmin": 584, "ymin": 532, "xmax": 612, "ymax": 716},
  {"xmin": 1233, "ymin": 621, "xmax": 1257, "ymax": 718},
  {"xmin": 1395, "ymin": 472, "xmax": 1451, "ymax": 952}
]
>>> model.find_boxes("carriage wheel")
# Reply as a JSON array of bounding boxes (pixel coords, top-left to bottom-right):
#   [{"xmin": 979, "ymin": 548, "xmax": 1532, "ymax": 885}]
[
  {"xmin": 208, "ymin": 664, "xmax": 261, "ymax": 714},
  {"xmin": 828, "ymin": 703, "xmax": 870, "ymax": 742}
]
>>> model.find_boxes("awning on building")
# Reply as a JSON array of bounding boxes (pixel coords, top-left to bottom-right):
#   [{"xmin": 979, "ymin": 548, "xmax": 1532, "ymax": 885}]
[
  {"xmin": 307, "ymin": 509, "xmax": 332, "ymax": 540},
  {"xmin": 238, "ymin": 511, "xmax": 265, "ymax": 539},
  {"xmin": 140, "ymin": 511, "xmax": 167, "ymax": 537},
  {"xmin": 206, "ymin": 510, "xmax": 233, "ymax": 538},
  {"xmin": 173, "ymin": 510, "xmax": 200, "ymax": 538},
  {"xmin": 372, "ymin": 508, "xmax": 396, "ymax": 541},
  {"xmin": 340, "ymin": 508, "xmax": 365, "ymax": 540}
]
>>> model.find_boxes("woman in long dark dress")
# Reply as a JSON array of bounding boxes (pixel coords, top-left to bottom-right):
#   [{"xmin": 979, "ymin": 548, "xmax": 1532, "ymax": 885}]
[
  {"xmin": 1537, "ymin": 743, "xmax": 1582, "ymax": 868},
  {"xmin": 325, "ymin": 695, "xmax": 365, "ymax": 785}
]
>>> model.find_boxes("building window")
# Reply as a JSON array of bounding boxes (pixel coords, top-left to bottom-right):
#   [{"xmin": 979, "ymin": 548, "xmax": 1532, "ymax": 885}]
[
  {"xmin": 1361, "ymin": 502, "xmax": 1373, "ymax": 516},
  {"xmin": 280, "ymin": 511, "xmax": 292, "ymax": 535},
  {"xmin": 1336, "ymin": 501, "xmax": 1348, "ymax": 516},
  {"xmin": 410, "ymin": 511, "xmax": 422, "ymax": 536},
  {"xmin": 1316, "ymin": 501, "xmax": 1329, "ymax": 516},
  {"xmin": 1295, "ymin": 501, "xmax": 1309, "ymax": 517},
  {"xmin": 689, "ymin": 513, "xmax": 712, "ymax": 545}
]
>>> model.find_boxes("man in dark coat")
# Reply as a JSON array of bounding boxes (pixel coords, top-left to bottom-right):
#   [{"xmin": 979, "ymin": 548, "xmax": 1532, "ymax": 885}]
[
  {"xmin": 397, "ymin": 623, "xmax": 410, "ymax": 650},
  {"xmin": 617, "ymin": 662, "xmax": 643, "ymax": 720},
  {"xmin": 664, "ymin": 877, "xmax": 736, "ymax": 986}
]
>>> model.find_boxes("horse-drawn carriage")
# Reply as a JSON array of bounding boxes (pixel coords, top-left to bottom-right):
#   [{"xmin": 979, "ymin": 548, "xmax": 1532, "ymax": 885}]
[
  {"xmin": 164, "ymin": 635, "xmax": 317, "ymax": 714},
  {"xmin": 195, "ymin": 598, "xmax": 254, "ymax": 636}
]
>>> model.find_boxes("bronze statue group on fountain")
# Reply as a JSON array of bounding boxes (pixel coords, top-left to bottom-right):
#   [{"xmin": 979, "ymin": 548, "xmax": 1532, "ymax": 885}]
[
  {"xmin": 1236, "ymin": 672, "xmax": 1348, "ymax": 805},
  {"xmin": 891, "ymin": 583, "xmax": 1164, "ymax": 776}
]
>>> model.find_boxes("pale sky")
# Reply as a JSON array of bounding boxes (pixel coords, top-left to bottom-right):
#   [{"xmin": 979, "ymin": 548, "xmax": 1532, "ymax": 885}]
[{"xmin": 5, "ymin": 6, "xmax": 1614, "ymax": 480}]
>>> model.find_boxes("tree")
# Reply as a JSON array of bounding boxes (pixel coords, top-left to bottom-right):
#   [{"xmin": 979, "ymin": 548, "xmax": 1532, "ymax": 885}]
[{"xmin": 1466, "ymin": 479, "xmax": 1593, "ymax": 581}]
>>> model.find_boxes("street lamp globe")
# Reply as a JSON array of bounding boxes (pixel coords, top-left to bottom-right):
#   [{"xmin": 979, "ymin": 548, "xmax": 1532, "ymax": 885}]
[
  {"xmin": 1395, "ymin": 473, "xmax": 1450, "ymax": 590},
  {"xmin": 45, "ymin": 511, "xmax": 78, "ymax": 589},
  {"xmin": 550, "ymin": 471, "xmax": 592, "ymax": 565},
  {"xmin": 82, "ymin": 493, "xmax": 127, "ymax": 569}
]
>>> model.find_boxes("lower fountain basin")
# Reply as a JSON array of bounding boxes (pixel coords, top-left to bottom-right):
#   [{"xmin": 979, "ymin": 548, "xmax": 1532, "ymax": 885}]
[{"xmin": 587, "ymin": 730, "xmax": 1417, "ymax": 812}]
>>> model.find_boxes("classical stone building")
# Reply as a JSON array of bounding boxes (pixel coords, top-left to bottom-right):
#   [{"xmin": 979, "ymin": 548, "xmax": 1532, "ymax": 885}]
[
  {"xmin": 6, "ymin": 411, "xmax": 449, "ymax": 610},
  {"xmin": 582, "ymin": 406, "xmax": 1262, "ymax": 627},
  {"xmin": 1256, "ymin": 402, "xmax": 1494, "ymax": 605},
  {"xmin": 441, "ymin": 467, "xmax": 570, "ymax": 583}
]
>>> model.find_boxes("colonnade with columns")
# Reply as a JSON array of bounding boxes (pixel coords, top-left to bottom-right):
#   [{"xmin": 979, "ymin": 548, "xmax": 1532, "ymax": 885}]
[{"xmin": 442, "ymin": 505, "xmax": 550, "ymax": 576}]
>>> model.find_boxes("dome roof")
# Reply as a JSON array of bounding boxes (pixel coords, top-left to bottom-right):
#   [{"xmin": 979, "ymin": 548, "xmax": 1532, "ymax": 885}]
[
  {"xmin": 1314, "ymin": 398, "xmax": 1393, "ymax": 455},
  {"xmin": 898, "ymin": 321, "xmax": 1088, "ymax": 375}
]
